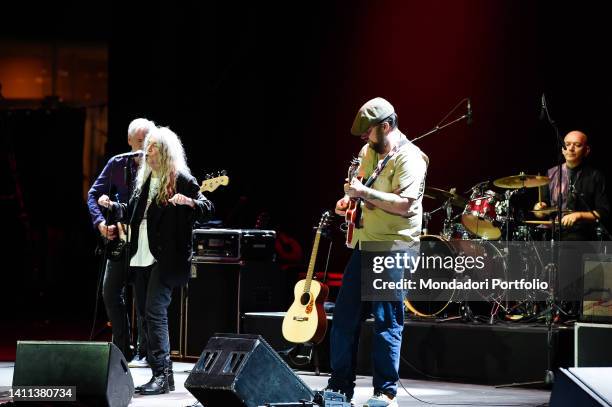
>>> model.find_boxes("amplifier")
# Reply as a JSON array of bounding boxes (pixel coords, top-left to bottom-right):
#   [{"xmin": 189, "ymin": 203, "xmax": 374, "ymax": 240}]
[{"xmin": 192, "ymin": 228, "xmax": 276, "ymax": 263}]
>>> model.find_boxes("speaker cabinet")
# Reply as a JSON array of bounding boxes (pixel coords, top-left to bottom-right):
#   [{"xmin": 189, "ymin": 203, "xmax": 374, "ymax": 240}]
[
  {"xmin": 549, "ymin": 367, "xmax": 612, "ymax": 406},
  {"xmin": 582, "ymin": 254, "xmax": 612, "ymax": 323},
  {"xmin": 185, "ymin": 262, "xmax": 241, "ymax": 358},
  {"xmin": 184, "ymin": 334, "xmax": 313, "ymax": 407},
  {"xmin": 575, "ymin": 322, "xmax": 612, "ymax": 367},
  {"xmin": 12, "ymin": 341, "xmax": 134, "ymax": 407},
  {"xmin": 184, "ymin": 261, "xmax": 282, "ymax": 358},
  {"xmin": 168, "ymin": 286, "xmax": 185, "ymax": 357}
]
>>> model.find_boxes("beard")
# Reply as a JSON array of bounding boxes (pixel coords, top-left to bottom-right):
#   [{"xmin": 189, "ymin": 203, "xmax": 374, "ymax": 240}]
[{"xmin": 368, "ymin": 126, "xmax": 388, "ymax": 154}]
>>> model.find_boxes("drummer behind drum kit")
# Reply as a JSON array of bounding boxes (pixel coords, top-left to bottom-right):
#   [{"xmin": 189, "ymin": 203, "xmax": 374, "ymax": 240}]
[
  {"xmin": 408, "ymin": 172, "xmax": 566, "ymax": 319},
  {"xmin": 423, "ymin": 172, "xmax": 554, "ymax": 242}
]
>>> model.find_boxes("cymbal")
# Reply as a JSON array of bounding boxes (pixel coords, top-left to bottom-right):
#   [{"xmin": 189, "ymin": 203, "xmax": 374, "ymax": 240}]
[
  {"xmin": 530, "ymin": 208, "xmax": 573, "ymax": 215},
  {"xmin": 493, "ymin": 173, "xmax": 550, "ymax": 189},
  {"xmin": 424, "ymin": 187, "xmax": 467, "ymax": 207}
]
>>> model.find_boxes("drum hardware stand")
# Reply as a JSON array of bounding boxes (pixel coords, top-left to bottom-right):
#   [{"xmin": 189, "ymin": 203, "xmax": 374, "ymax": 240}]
[
  {"xmin": 422, "ymin": 211, "xmax": 431, "ymax": 236},
  {"xmin": 421, "ymin": 199, "xmax": 453, "ymax": 237},
  {"xmin": 498, "ymin": 94, "xmax": 563, "ymax": 388}
]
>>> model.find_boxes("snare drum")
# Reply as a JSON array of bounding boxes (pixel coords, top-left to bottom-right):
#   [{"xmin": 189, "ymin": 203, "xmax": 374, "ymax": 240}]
[{"xmin": 461, "ymin": 190, "xmax": 503, "ymax": 240}]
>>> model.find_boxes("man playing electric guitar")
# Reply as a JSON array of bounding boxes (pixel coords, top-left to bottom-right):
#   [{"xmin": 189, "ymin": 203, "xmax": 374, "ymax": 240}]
[{"xmin": 330, "ymin": 98, "xmax": 428, "ymax": 407}]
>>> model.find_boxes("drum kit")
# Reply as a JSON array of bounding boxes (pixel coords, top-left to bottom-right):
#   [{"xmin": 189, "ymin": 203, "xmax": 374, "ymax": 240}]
[
  {"xmin": 422, "ymin": 171, "xmax": 558, "ymax": 242},
  {"xmin": 406, "ymin": 172, "xmax": 566, "ymax": 319}
]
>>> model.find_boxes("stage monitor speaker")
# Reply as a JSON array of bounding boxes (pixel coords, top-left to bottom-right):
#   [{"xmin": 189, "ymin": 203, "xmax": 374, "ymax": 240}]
[
  {"xmin": 12, "ymin": 341, "xmax": 134, "ymax": 407},
  {"xmin": 575, "ymin": 322, "xmax": 612, "ymax": 367},
  {"xmin": 549, "ymin": 367, "xmax": 612, "ymax": 406},
  {"xmin": 184, "ymin": 334, "xmax": 313, "ymax": 407}
]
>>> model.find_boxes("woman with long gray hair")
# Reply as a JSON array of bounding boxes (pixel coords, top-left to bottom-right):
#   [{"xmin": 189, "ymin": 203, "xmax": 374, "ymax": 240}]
[{"xmin": 99, "ymin": 126, "xmax": 214, "ymax": 394}]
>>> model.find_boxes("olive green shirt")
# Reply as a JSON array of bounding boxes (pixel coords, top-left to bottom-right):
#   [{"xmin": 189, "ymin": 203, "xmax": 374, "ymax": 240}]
[{"xmin": 351, "ymin": 133, "xmax": 428, "ymax": 247}]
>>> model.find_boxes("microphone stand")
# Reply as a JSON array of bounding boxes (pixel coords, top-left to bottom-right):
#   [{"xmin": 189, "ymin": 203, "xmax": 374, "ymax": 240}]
[
  {"xmin": 121, "ymin": 156, "xmax": 136, "ymax": 359},
  {"xmin": 410, "ymin": 98, "xmax": 471, "ymax": 144},
  {"xmin": 540, "ymin": 93, "xmax": 566, "ymax": 386},
  {"xmin": 497, "ymin": 95, "xmax": 562, "ymax": 389}
]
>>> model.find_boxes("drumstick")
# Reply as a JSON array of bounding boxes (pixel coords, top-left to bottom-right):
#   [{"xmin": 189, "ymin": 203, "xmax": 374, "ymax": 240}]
[{"xmin": 538, "ymin": 172, "xmax": 542, "ymax": 203}]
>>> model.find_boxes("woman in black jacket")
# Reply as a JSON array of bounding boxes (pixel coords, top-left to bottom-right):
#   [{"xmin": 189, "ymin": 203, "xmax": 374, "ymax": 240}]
[{"xmin": 99, "ymin": 126, "xmax": 214, "ymax": 395}]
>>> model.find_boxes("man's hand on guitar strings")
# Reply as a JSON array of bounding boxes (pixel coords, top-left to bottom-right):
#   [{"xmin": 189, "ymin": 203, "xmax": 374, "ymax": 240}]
[
  {"xmin": 344, "ymin": 178, "xmax": 367, "ymax": 199},
  {"xmin": 335, "ymin": 196, "xmax": 350, "ymax": 216}
]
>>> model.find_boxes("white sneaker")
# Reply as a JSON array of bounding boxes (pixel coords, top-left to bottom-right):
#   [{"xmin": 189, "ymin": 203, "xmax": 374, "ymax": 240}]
[
  {"xmin": 363, "ymin": 392, "xmax": 398, "ymax": 407},
  {"xmin": 128, "ymin": 355, "xmax": 149, "ymax": 368}
]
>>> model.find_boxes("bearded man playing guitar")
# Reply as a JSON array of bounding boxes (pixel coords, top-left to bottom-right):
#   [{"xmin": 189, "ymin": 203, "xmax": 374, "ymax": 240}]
[{"xmin": 330, "ymin": 98, "xmax": 428, "ymax": 407}]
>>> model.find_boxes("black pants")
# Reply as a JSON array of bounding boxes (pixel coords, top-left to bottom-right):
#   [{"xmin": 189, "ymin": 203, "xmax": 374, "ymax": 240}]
[
  {"xmin": 102, "ymin": 259, "xmax": 149, "ymax": 359},
  {"xmin": 139, "ymin": 262, "xmax": 173, "ymax": 373}
]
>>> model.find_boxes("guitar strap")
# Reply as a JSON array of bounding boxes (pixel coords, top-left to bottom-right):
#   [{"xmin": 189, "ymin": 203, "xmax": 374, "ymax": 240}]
[{"xmin": 363, "ymin": 137, "xmax": 409, "ymax": 188}]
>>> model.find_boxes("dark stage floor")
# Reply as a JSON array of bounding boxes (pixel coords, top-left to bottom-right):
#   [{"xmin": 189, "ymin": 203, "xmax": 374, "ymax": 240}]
[{"xmin": 0, "ymin": 361, "xmax": 551, "ymax": 406}]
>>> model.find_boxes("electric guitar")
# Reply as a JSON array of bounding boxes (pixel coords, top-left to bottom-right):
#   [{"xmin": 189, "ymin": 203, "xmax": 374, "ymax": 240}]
[
  {"xmin": 200, "ymin": 170, "xmax": 229, "ymax": 193},
  {"xmin": 344, "ymin": 158, "xmax": 362, "ymax": 247},
  {"xmin": 282, "ymin": 211, "xmax": 331, "ymax": 344},
  {"xmin": 95, "ymin": 215, "xmax": 128, "ymax": 260}
]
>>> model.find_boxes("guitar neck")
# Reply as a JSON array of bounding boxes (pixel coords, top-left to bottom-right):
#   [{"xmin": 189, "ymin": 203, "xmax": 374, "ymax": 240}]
[{"xmin": 303, "ymin": 229, "xmax": 321, "ymax": 293}]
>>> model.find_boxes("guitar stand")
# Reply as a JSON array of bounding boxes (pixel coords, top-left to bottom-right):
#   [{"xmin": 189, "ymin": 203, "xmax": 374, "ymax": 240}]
[{"xmin": 288, "ymin": 343, "xmax": 322, "ymax": 376}]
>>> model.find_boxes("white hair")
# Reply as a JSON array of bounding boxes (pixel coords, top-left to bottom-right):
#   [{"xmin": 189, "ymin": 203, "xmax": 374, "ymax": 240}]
[
  {"xmin": 127, "ymin": 118, "xmax": 156, "ymax": 139},
  {"xmin": 133, "ymin": 126, "xmax": 191, "ymax": 204}
]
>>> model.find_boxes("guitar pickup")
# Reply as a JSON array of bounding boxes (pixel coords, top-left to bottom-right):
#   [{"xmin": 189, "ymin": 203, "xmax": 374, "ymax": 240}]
[{"xmin": 293, "ymin": 316, "xmax": 309, "ymax": 321}]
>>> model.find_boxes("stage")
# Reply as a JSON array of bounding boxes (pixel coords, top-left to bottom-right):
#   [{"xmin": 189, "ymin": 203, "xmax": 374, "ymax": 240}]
[
  {"xmin": 0, "ymin": 361, "xmax": 550, "ymax": 406},
  {"xmin": 242, "ymin": 311, "xmax": 575, "ymax": 386}
]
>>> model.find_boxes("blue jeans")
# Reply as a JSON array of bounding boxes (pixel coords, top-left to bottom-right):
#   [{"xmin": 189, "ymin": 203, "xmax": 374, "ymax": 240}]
[
  {"xmin": 328, "ymin": 249, "xmax": 404, "ymax": 401},
  {"xmin": 142, "ymin": 262, "xmax": 173, "ymax": 372}
]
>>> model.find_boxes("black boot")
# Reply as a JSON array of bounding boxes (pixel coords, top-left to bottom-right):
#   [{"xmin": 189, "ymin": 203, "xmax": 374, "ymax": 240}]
[
  {"xmin": 139, "ymin": 366, "xmax": 169, "ymax": 396},
  {"xmin": 134, "ymin": 376, "xmax": 153, "ymax": 394}
]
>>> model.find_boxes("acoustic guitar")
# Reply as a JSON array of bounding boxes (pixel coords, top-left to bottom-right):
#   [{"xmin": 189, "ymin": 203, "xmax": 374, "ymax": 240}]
[{"xmin": 282, "ymin": 211, "xmax": 330, "ymax": 344}]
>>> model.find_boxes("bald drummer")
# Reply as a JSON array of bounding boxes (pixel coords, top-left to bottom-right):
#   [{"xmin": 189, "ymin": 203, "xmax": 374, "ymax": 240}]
[{"xmin": 533, "ymin": 130, "xmax": 609, "ymax": 240}]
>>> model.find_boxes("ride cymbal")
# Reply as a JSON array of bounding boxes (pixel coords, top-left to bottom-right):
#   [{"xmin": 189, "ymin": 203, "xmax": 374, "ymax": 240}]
[{"xmin": 493, "ymin": 172, "xmax": 550, "ymax": 189}]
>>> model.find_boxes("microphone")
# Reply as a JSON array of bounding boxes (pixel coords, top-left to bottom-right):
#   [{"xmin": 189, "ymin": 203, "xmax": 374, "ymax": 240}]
[
  {"xmin": 539, "ymin": 93, "xmax": 546, "ymax": 121},
  {"xmin": 117, "ymin": 150, "xmax": 143, "ymax": 158},
  {"xmin": 467, "ymin": 98, "xmax": 473, "ymax": 125}
]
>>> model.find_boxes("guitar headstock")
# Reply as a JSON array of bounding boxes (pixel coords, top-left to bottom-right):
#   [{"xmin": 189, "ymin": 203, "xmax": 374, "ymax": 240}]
[
  {"xmin": 317, "ymin": 210, "xmax": 332, "ymax": 232},
  {"xmin": 347, "ymin": 157, "xmax": 361, "ymax": 182},
  {"xmin": 200, "ymin": 170, "xmax": 229, "ymax": 193}
]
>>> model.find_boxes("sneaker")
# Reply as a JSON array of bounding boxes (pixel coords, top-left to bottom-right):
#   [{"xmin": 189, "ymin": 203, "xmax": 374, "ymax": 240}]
[
  {"xmin": 363, "ymin": 391, "xmax": 398, "ymax": 407},
  {"xmin": 128, "ymin": 354, "xmax": 150, "ymax": 368}
]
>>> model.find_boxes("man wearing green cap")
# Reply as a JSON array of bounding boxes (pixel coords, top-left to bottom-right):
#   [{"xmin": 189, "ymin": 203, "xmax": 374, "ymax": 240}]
[{"xmin": 329, "ymin": 97, "xmax": 428, "ymax": 407}]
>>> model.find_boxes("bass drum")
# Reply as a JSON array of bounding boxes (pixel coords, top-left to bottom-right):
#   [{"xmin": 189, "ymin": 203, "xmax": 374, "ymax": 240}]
[{"xmin": 404, "ymin": 235, "xmax": 458, "ymax": 317}]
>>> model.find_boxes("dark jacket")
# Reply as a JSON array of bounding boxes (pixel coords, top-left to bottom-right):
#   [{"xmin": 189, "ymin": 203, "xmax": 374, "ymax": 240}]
[
  {"xmin": 545, "ymin": 164, "xmax": 610, "ymax": 240},
  {"xmin": 115, "ymin": 172, "xmax": 214, "ymax": 286},
  {"xmin": 87, "ymin": 153, "xmax": 139, "ymax": 229}
]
